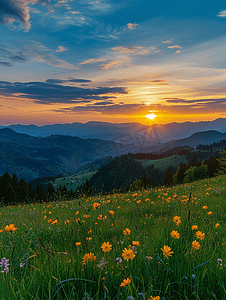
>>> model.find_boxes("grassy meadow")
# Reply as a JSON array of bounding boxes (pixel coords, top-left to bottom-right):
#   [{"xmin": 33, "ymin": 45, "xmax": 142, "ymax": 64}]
[{"xmin": 0, "ymin": 175, "xmax": 226, "ymax": 299}]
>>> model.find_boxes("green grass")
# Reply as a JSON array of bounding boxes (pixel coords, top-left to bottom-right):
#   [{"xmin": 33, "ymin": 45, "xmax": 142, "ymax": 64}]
[
  {"xmin": 137, "ymin": 155, "xmax": 189, "ymax": 170},
  {"xmin": 48, "ymin": 170, "xmax": 97, "ymax": 193},
  {"xmin": 0, "ymin": 175, "xmax": 226, "ymax": 299}
]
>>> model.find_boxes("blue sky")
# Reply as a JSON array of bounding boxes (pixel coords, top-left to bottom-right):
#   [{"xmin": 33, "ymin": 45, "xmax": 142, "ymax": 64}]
[{"xmin": 0, "ymin": 0, "xmax": 226, "ymax": 125}]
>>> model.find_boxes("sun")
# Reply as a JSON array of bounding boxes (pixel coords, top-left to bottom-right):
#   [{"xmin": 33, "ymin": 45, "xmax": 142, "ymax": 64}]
[{"xmin": 145, "ymin": 111, "xmax": 157, "ymax": 120}]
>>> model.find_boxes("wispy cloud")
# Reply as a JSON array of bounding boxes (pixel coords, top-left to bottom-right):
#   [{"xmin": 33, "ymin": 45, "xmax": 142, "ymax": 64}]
[
  {"xmin": 56, "ymin": 46, "xmax": 68, "ymax": 52},
  {"xmin": 217, "ymin": 10, "xmax": 226, "ymax": 17},
  {"xmin": 0, "ymin": 46, "xmax": 27, "ymax": 67},
  {"xmin": 99, "ymin": 60, "xmax": 124, "ymax": 70},
  {"xmin": 167, "ymin": 45, "xmax": 183, "ymax": 49},
  {"xmin": 127, "ymin": 23, "xmax": 138, "ymax": 30},
  {"xmin": 79, "ymin": 58, "xmax": 108, "ymax": 65},
  {"xmin": 112, "ymin": 46, "xmax": 149, "ymax": 55}
]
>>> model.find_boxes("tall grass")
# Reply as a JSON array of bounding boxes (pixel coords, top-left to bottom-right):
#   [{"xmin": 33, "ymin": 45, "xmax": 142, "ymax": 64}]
[{"xmin": 0, "ymin": 175, "xmax": 226, "ymax": 299}]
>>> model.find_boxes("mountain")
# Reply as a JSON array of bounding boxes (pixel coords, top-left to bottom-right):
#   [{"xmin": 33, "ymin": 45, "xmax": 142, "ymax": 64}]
[
  {"xmin": 3, "ymin": 118, "xmax": 226, "ymax": 145},
  {"xmin": 0, "ymin": 128, "xmax": 138, "ymax": 181}
]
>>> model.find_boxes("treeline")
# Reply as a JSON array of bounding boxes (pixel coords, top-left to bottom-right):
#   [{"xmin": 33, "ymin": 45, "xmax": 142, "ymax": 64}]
[
  {"xmin": 197, "ymin": 139, "xmax": 226, "ymax": 151},
  {"xmin": 0, "ymin": 172, "xmax": 74, "ymax": 206},
  {"xmin": 128, "ymin": 147, "xmax": 190, "ymax": 160}
]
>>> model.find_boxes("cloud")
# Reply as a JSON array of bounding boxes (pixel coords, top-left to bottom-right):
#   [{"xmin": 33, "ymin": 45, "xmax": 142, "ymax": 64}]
[
  {"xmin": 45, "ymin": 78, "xmax": 92, "ymax": 83},
  {"xmin": 79, "ymin": 58, "xmax": 108, "ymax": 65},
  {"xmin": 167, "ymin": 45, "xmax": 183, "ymax": 49},
  {"xmin": 0, "ymin": 80, "xmax": 128, "ymax": 104},
  {"xmin": 112, "ymin": 46, "xmax": 149, "ymax": 55},
  {"xmin": 217, "ymin": 10, "xmax": 226, "ymax": 17},
  {"xmin": 175, "ymin": 50, "xmax": 182, "ymax": 54},
  {"xmin": 22, "ymin": 42, "xmax": 78, "ymax": 69},
  {"xmin": 127, "ymin": 23, "xmax": 138, "ymax": 30},
  {"xmin": 0, "ymin": 0, "xmax": 50, "ymax": 29},
  {"xmin": 56, "ymin": 46, "xmax": 68, "ymax": 52},
  {"xmin": 99, "ymin": 60, "xmax": 124, "ymax": 70},
  {"xmin": 0, "ymin": 61, "xmax": 12, "ymax": 67},
  {"xmin": 0, "ymin": 47, "xmax": 27, "ymax": 66},
  {"xmin": 162, "ymin": 40, "xmax": 172, "ymax": 44}
]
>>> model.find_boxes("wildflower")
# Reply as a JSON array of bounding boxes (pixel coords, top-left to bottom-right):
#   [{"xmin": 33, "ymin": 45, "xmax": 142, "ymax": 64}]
[
  {"xmin": 149, "ymin": 297, "xmax": 160, "ymax": 300},
  {"xmin": 192, "ymin": 240, "xmax": 201, "ymax": 250},
  {"xmin": 101, "ymin": 242, "xmax": 112, "ymax": 252},
  {"xmin": 86, "ymin": 237, "xmax": 92, "ymax": 241},
  {"xmin": 49, "ymin": 211, "xmax": 52, "ymax": 214},
  {"xmin": 170, "ymin": 230, "xmax": 180, "ymax": 239},
  {"xmin": 207, "ymin": 211, "xmax": 212, "ymax": 215},
  {"xmin": 195, "ymin": 231, "xmax": 205, "ymax": 240},
  {"xmin": 4, "ymin": 224, "xmax": 17, "ymax": 232},
  {"xmin": 215, "ymin": 223, "xmax": 220, "ymax": 228},
  {"xmin": 44, "ymin": 215, "xmax": 47, "ymax": 219},
  {"xmin": 109, "ymin": 210, "xmax": 114, "ymax": 215},
  {"xmin": 132, "ymin": 193, "xmax": 138, "ymax": 197},
  {"xmin": 137, "ymin": 200, "xmax": 141, "ymax": 204},
  {"xmin": 0, "ymin": 257, "xmax": 10, "ymax": 273},
  {"xmin": 191, "ymin": 225, "xmax": 198, "ymax": 230},
  {"xmin": 0, "ymin": 230, "xmax": 3, "ymax": 233},
  {"xmin": 48, "ymin": 219, "xmax": 52, "ymax": 223},
  {"xmin": 75, "ymin": 211, "xmax": 79, "ymax": 215},
  {"xmin": 132, "ymin": 241, "xmax": 140, "ymax": 246},
  {"xmin": 97, "ymin": 257, "xmax": 108, "ymax": 268},
  {"xmin": 51, "ymin": 219, "xmax": 58, "ymax": 225},
  {"xmin": 161, "ymin": 245, "xmax": 173, "ymax": 259},
  {"xmin": 173, "ymin": 216, "xmax": 181, "ymax": 226},
  {"xmin": 122, "ymin": 248, "xmax": 135, "ymax": 261},
  {"xmin": 116, "ymin": 257, "xmax": 122, "ymax": 264},
  {"xmin": 82, "ymin": 253, "xmax": 96, "ymax": 265},
  {"xmin": 65, "ymin": 220, "xmax": 70, "ymax": 225},
  {"xmin": 120, "ymin": 278, "xmax": 131, "ymax": 287},
  {"xmin": 123, "ymin": 228, "xmax": 131, "ymax": 236},
  {"xmin": 93, "ymin": 203, "xmax": 101, "ymax": 210},
  {"xmin": 75, "ymin": 242, "xmax": 81, "ymax": 246},
  {"xmin": 202, "ymin": 206, "xmax": 208, "ymax": 209}
]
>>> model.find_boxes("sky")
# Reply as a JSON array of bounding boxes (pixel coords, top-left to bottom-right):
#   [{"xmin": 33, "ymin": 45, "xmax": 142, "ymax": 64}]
[{"xmin": 0, "ymin": 0, "xmax": 226, "ymax": 126}]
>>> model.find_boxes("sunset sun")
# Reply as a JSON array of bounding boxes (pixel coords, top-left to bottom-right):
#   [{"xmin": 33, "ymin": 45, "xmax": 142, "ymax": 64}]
[{"xmin": 145, "ymin": 112, "xmax": 157, "ymax": 120}]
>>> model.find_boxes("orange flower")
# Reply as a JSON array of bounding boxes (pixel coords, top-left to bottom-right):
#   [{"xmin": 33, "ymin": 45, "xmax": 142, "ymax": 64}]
[
  {"xmin": 202, "ymin": 206, "xmax": 208, "ymax": 209},
  {"xmin": 191, "ymin": 225, "xmax": 198, "ymax": 230},
  {"xmin": 51, "ymin": 219, "xmax": 58, "ymax": 224},
  {"xmin": 4, "ymin": 224, "xmax": 17, "ymax": 232},
  {"xmin": 109, "ymin": 210, "xmax": 114, "ymax": 215},
  {"xmin": 170, "ymin": 230, "xmax": 180, "ymax": 239},
  {"xmin": 82, "ymin": 252, "xmax": 96, "ymax": 265},
  {"xmin": 75, "ymin": 242, "xmax": 81, "ymax": 246},
  {"xmin": 207, "ymin": 211, "xmax": 212, "ymax": 215},
  {"xmin": 215, "ymin": 223, "xmax": 220, "ymax": 228},
  {"xmin": 123, "ymin": 228, "xmax": 131, "ymax": 236},
  {"xmin": 120, "ymin": 278, "xmax": 131, "ymax": 287},
  {"xmin": 65, "ymin": 220, "xmax": 70, "ymax": 225},
  {"xmin": 161, "ymin": 245, "xmax": 173, "ymax": 259},
  {"xmin": 132, "ymin": 241, "xmax": 140, "ymax": 246},
  {"xmin": 192, "ymin": 240, "xmax": 201, "ymax": 249},
  {"xmin": 195, "ymin": 231, "xmax": 205, "ymax": 240}
]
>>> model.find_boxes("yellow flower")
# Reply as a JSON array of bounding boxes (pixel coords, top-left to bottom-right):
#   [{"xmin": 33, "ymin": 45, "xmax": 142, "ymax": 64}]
[
  {"xmin": 149, "ymin": 297, "xmax": 160, "ymax": 300},
  {"xmin": 170, "ymin": 230, "xmax": 180, "ymax": 239},
  {"xmin": 101, "ymin": 242, "xmax": 112, "ymax": 252},
  {"xmin": 109, "ymin": 210, "xmax": 114, "ymax": 215},
  {"xmin": 51, "ymin": 219, "xmax": 58, "ymax": 224},
  {"xmin": 123, "ymin": 228, "xmax": 131, "ymax": 236},
  {"xmin": 191, "ymin": 225, "xmax": 198, "ymax": 230},
  {"xmin": 120, "ymin": 278, "xmax": 131, "ymax": 287},
  {"xmin": 122, "ymin": 248, "xmax": 135, "ymax": 261},
  {"xmin": 82, "ymin": 252, "xmax": 96, "ymax": 265},
  {"xmin": 215, "ymin": 223, "xmax": 220, "ymax": 228},
  {"xmin": 4, "ymin": 224, "xmax": 17, "ymax": 232},
  {"xmin": 202, "ymin": 206, "xmax": 208, "ymax": 209},
  {"xmin": 207, "ymin": 211, "xmax": 212, "ymax": 215},
  {"xmin": 192, "ymin": 240, "xmax": 201, "ymax": 250},
  {"xmin": 93, "ymin": 203, "xmax": 101, "ymax": 210},
  {"xmin": 195, "ymin": 231, "xmax": 205, "ymax": 240},
  {"xmin": 173, "ymin": 216, "xmax": 181, "ymax": 225},
  {"xmin": 75, "ymin": 242, "xmax": 81, "ymax": 246},
  {"xmin": 161, "ymin": 245, "xmax": 173, "ymax": 259},
  {"xmin": 132, "ymin": 241, "xmax": 140, "ymax": 246}
]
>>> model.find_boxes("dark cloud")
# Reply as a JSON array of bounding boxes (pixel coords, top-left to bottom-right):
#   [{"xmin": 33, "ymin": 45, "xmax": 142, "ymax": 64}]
[
  {"xmin": 0, "ymin": 0, "xmax": 50, "ymax": 28},
  {"xmin": 166, "ymin": 98, "xmax": 226, "ymax": 104},
  {"xmin": 0, "ymin": 80, "xmax": 128, "ymax": 104},
  {"xmin": 45, "ymin": 78, "xmax": 92, "ymax": 84},
  {"xmin": 0, "ymin": 47, "xmax": 27, "ymax": 66},
  {"xmin": 0, "ymin": 61, "xmax": 12, "ymax": 67}
]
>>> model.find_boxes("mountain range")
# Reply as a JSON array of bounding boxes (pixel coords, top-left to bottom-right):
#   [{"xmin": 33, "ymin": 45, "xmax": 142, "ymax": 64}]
[
  {"xmin": 1, "ymin": 118, "xmax": 226, "ymax": 145},
  {"xmin": 0, "ymin": 119, "xmax": 226, "ymax": 181}
]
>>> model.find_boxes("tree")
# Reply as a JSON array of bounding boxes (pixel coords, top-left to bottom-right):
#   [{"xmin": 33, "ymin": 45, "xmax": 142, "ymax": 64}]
[
  {"xmin": 82, "ymin": 179, "xmax": 93, "ymax": 196},
  {"xmin": 162, "ymin": 167, "xmax": 174, "ymax": 186},
  {"xmin": 204, "ymin": 155, "xmax": 220, "ymax": 177},
  {"xmin": 174, "ymin": 162, "xmax": 188, "ymax": 184}
]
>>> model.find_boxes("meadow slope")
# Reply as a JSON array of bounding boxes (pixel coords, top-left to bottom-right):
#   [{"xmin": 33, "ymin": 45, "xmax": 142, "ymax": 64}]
[{"xmin": 0, "ymin": 175, "xmax": 226, "ymax": 299}]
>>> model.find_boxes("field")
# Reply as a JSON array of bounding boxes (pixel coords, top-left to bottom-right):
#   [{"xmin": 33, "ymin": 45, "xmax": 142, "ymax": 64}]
[
  {"xmin": 49, "ymin": 170, "xmax": 97, "ymax": 193},
  {"xmin": 136, "ymin": 155, "xmax": 189, "ymax": 170},
  {"xmin": 0, "ymin": 175, "xmax": 226, "ymax": 299}
]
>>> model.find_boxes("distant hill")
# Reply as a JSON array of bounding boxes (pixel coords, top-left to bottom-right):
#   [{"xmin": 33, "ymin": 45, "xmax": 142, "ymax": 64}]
[
  {"xmin": 2, "ymin": 118, "xmax": 226, "ymax": 145},
  {"xmin": 0, "ymin": 128, "xmax": 137, "ymax": 181}
]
